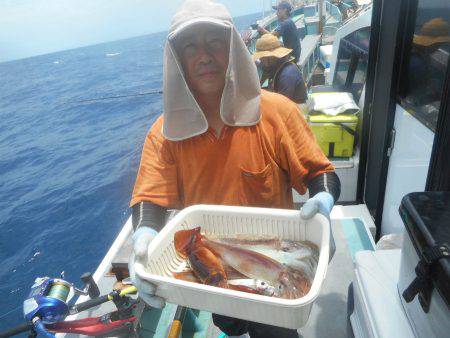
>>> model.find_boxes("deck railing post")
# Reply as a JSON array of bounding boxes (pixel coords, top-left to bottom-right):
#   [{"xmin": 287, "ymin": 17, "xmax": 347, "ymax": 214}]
[{"xmin": 318, "ymin": 0, "xmax": 324, "ymax": 33}]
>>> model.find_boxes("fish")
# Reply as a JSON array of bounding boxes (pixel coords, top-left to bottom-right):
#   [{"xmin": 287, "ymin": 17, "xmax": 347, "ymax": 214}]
[
  {"xmin": 174, "ymin": 227, "xmax": 202, "ymax": 258},
  {"xmin": 173, "ymin": 228, "xmax": 312, "ymax": 298},
  {"xmin": 201, "ymin": 237, "xmax": 311, "ymax": 299},
  {"xmin": 187, "ymin": 245, "xmax": 228, "ymax": 287},
  {"xmin": 174, "ymin": 228, "xmax": 255, "ymax": 293},
  {"xmin": 210, "ymin": 235, "xmax": 319, "ymax": 280}
]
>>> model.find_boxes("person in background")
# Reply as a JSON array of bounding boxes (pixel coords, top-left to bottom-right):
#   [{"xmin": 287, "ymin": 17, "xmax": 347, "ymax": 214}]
[
  {"xmin": 406, "ymin": 17, "xmax": 450, "ymax": 107},
  {"xmin": 253, "ymin": 34, "xmax": 307, "ymax": 103},
  {"xmin": 129, "ymin": 1, "xmax": 340, "ymax": 337},
  {"xmin": 257, "ymin": 1, "xmax": 301, "ymax": 63}
]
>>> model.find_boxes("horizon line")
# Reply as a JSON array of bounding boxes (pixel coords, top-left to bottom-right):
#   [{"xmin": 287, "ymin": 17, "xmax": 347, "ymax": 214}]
[{"xmin": 0, "ymin": 11, "xmax": 260, "ymax": 64}]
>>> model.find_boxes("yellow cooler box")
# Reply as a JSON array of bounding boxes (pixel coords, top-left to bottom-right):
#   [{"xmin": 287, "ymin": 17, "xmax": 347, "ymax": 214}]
[{"xmin": 308, "ymin": 114, "xmax": 358, "ymax": 157}]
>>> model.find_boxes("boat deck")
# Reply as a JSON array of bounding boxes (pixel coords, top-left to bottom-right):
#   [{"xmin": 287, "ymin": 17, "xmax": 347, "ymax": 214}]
[{"xmin": 61, "ymin": 205, "xmax": 375, "ymax": 338}]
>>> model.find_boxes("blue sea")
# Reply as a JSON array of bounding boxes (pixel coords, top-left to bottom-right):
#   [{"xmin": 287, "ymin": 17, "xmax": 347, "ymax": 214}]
[{"xmin": 0, "ymin": 13, "xmax": 259, "ymax": 331}]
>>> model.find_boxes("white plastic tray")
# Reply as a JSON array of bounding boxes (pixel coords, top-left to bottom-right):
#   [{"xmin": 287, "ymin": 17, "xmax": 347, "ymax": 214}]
[{"xmin": 134, "ymin": 204, "xmax": 330, "ymax": 329}]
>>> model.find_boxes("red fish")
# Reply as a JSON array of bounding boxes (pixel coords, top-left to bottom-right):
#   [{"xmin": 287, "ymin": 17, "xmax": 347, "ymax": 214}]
[
  {"xmin": 174, "ymin": 227, "xmax": 202, "ymax": 258},
  {"xmin": 187, "ymin": 245, "xmax": 228, "ymax": 287}
]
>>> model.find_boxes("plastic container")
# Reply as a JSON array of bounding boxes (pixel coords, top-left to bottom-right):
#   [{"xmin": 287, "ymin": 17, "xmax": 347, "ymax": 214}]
[
  {"xmin": 397, "ymin": 192, "xmax": 450, "ymax": 338},
  {"xmin": 134, "ymin": 205, "xmax": 330, "ymax": 329},
  {"xmin": 351, "ymin": 250, "xmax": 415, "ymax": 338},
  {"xmin": 308, "ymin": 114, "xmax": 358, "ymax": 157}
]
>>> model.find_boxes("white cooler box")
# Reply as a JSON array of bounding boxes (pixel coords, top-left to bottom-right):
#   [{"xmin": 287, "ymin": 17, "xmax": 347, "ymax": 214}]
[
  {"xmin": 351, "ymin": 249, "xmax": 415, "ymax": 338},
  {"xmin": 134, "ymin": 205, "xmax": 330, "ymax": 329},
  {"xmin": 397, "ymin": 192, "xmax": 450, "ymax": 338}
]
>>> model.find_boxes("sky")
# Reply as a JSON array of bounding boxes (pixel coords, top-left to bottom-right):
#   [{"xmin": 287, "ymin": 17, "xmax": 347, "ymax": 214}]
[{"xmin": 0, "ymin": 0, "xmax": 275, "ymax": 62}]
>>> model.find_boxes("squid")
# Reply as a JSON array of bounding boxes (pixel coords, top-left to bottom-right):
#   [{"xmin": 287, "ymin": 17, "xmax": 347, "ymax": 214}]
[
  {"xmin": 202, "ymin": 237, "xmax": 310, "ymax": 299},
  {"xmin": 173, "ymin": 227, "xmax": 312, "ymax": 299}
]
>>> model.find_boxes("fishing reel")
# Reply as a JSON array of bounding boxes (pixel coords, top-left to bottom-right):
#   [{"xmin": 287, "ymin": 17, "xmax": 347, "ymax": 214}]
[
  {"xmin": 0, "ymin": 273, "xmax": 139, "ymax": 338},
  {"xmin": 22, "ymin": 272, "xmax": 99, "ymax": 336}
]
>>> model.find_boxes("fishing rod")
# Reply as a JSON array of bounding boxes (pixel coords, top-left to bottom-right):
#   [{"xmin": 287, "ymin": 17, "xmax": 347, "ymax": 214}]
[
  {"xmin": 0, "ymin": 273, "xmax": 138, "ymax": 338},
  {"xmin": 51, "ymin": 88, "xmax": 163, "ymax": 110},
  {"xmin": 70, "ymin": 89, "xmax": 163, "ymax": 104},
  {"xmin": 0, "ymin": 307, "xmax": 137, "ymax": 338}
]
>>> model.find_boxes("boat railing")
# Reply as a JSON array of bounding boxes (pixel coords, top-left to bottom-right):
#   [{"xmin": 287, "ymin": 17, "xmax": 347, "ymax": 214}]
[
  {"xmin": 299, "ymin": 35, "xmax": 322, "ymax": 86},
  {"xmin": 245, "ymin": 1, "xmax": 344, "ymax": 86},
  {"xmin": 325, "ymin": 1, "xmax": 343, "ymax": 23},
  {"xmin": 341, "ymin": 3, "xmax": 371, "ymax": 25}
]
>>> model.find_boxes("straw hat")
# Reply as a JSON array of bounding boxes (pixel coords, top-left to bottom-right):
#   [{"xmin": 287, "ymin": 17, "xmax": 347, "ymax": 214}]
[
  {"xmin": 252, "ymin": 34, "xmax": 293, "ymax": 60},
  {"xmin": 413, "ymin": 18, "xmax": 450, "ymax": 47}
]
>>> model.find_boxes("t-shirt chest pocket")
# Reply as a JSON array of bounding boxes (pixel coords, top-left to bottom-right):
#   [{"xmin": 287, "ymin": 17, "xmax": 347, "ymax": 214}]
[{"xmin": 239, "ymin": 163, "xmax": 275, "ymax": 207}]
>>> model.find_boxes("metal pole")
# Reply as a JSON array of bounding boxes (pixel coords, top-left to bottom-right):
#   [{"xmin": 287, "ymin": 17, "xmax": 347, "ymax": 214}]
[{"xmin": 318, "ymin": 0, "xmax": 324, "ymax": 34}]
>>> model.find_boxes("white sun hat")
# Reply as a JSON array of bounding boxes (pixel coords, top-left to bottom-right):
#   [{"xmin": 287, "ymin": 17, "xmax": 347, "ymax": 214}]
[{"xmin": 162, "ymin": 0, "xmax": 261, "ymax": 141}]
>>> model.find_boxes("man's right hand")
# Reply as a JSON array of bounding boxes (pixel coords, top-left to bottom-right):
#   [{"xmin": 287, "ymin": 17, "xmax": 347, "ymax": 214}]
[
  {"xmin": 257, "ymin": 26, "xmax": 268, "ymax": 34},
  {"xmin": 128, "ymin": 227, "xmax": 166, "ymax": 308}
]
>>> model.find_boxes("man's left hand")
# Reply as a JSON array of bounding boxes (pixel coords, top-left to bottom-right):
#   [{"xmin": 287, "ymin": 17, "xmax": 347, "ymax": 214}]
[
  {"xmin": 300, "ymin": 192, "xmax": 336, "ymax": 261},
  {"xmin": 300, "ymin": 192, "xmax": 334, "ymax": 220}
]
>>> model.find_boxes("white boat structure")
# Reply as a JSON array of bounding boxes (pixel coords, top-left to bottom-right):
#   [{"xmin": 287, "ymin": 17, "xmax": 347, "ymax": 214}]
[{"xmin": 62, "ymin": 0, "xmax": 450, "ymax": 337}]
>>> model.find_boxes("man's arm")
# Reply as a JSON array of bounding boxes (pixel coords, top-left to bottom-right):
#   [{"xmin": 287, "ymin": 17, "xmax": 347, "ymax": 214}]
[
  {"xmin": 257, "ymin": 26, "xmax": 280, "ymax": 37},
  {"xmin": 307, "ymin": 172, "xmax": 341, "ymax": 202},
  {"xmin": 132, "ymin": 201, "xmax": 167, "ymax": 231},
  {"xmin": 302, "ymin": 167, "xmax": 340, "ymax": 263}
]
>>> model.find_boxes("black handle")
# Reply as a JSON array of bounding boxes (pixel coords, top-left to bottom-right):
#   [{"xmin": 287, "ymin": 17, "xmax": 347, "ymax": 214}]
[
  {"xmin": 71, "ymin": 294, "xmax": 109, "ymax": 313},
  {"xmin": 0, "ymin": 322, "xmax": 33, "ymax": 338},
  {"xmin": 80, "ymin": 272, "xmax": 100, "ymax": 299}
]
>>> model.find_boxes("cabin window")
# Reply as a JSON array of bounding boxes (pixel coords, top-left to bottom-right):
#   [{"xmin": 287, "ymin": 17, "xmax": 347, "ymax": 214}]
[
  {"xmin": 398, "ymin": 0, "xmax": 450, "ymax": 132},
  {"xmin": 334, "ymin": 27, "xmax": 370, "ymax": 102}
]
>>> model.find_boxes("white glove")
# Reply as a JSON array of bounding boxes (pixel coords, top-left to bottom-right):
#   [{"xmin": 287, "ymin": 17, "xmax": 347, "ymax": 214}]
[
  {"xmin": 128, "ymin": 227, "xmax": 166, "ymax": 308},
  {"xmin": 300, "ymin": 192, "xmax": 336, "ymax": 262}
]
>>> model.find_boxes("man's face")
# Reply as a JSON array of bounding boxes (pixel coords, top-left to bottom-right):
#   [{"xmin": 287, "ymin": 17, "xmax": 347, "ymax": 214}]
[
  {"xmin": 173, "ymin": 24, "xmax": 230, "ymax": 98},
  {"xmin": 260, "ymin": 56, "xmax": 278, "ymax": 71},
  {"xmin": 277, "ymin": 8, "xmax": 288, "ymax": 20}
]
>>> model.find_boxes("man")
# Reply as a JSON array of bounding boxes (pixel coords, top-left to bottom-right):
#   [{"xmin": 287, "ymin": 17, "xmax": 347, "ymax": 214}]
[
  {"xmin": 129, "ymin": 1, "xmax": 340, "ymax": 337},
  {"xmin": 258, "ymin": 1, "xmax": 301, "ymax": 63},
  {"xmin": 253, "ymin": 34, "xmax": 307, "ymax": 103},
  {"xmin": 406, "ymin": 18, "xmax": 450, "ymax": 106}
]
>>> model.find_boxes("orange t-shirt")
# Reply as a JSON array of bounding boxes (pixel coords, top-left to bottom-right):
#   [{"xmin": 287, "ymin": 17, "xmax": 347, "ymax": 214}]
[{"xmin": 130, "ymin": 90, "xmax": 334, "ymax": 210}]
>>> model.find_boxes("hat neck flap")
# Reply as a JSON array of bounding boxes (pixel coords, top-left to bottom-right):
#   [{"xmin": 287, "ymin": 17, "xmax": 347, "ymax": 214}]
[{"xmin": 162, "ymin": 0, "xmax": 261, "ymax": 141}]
